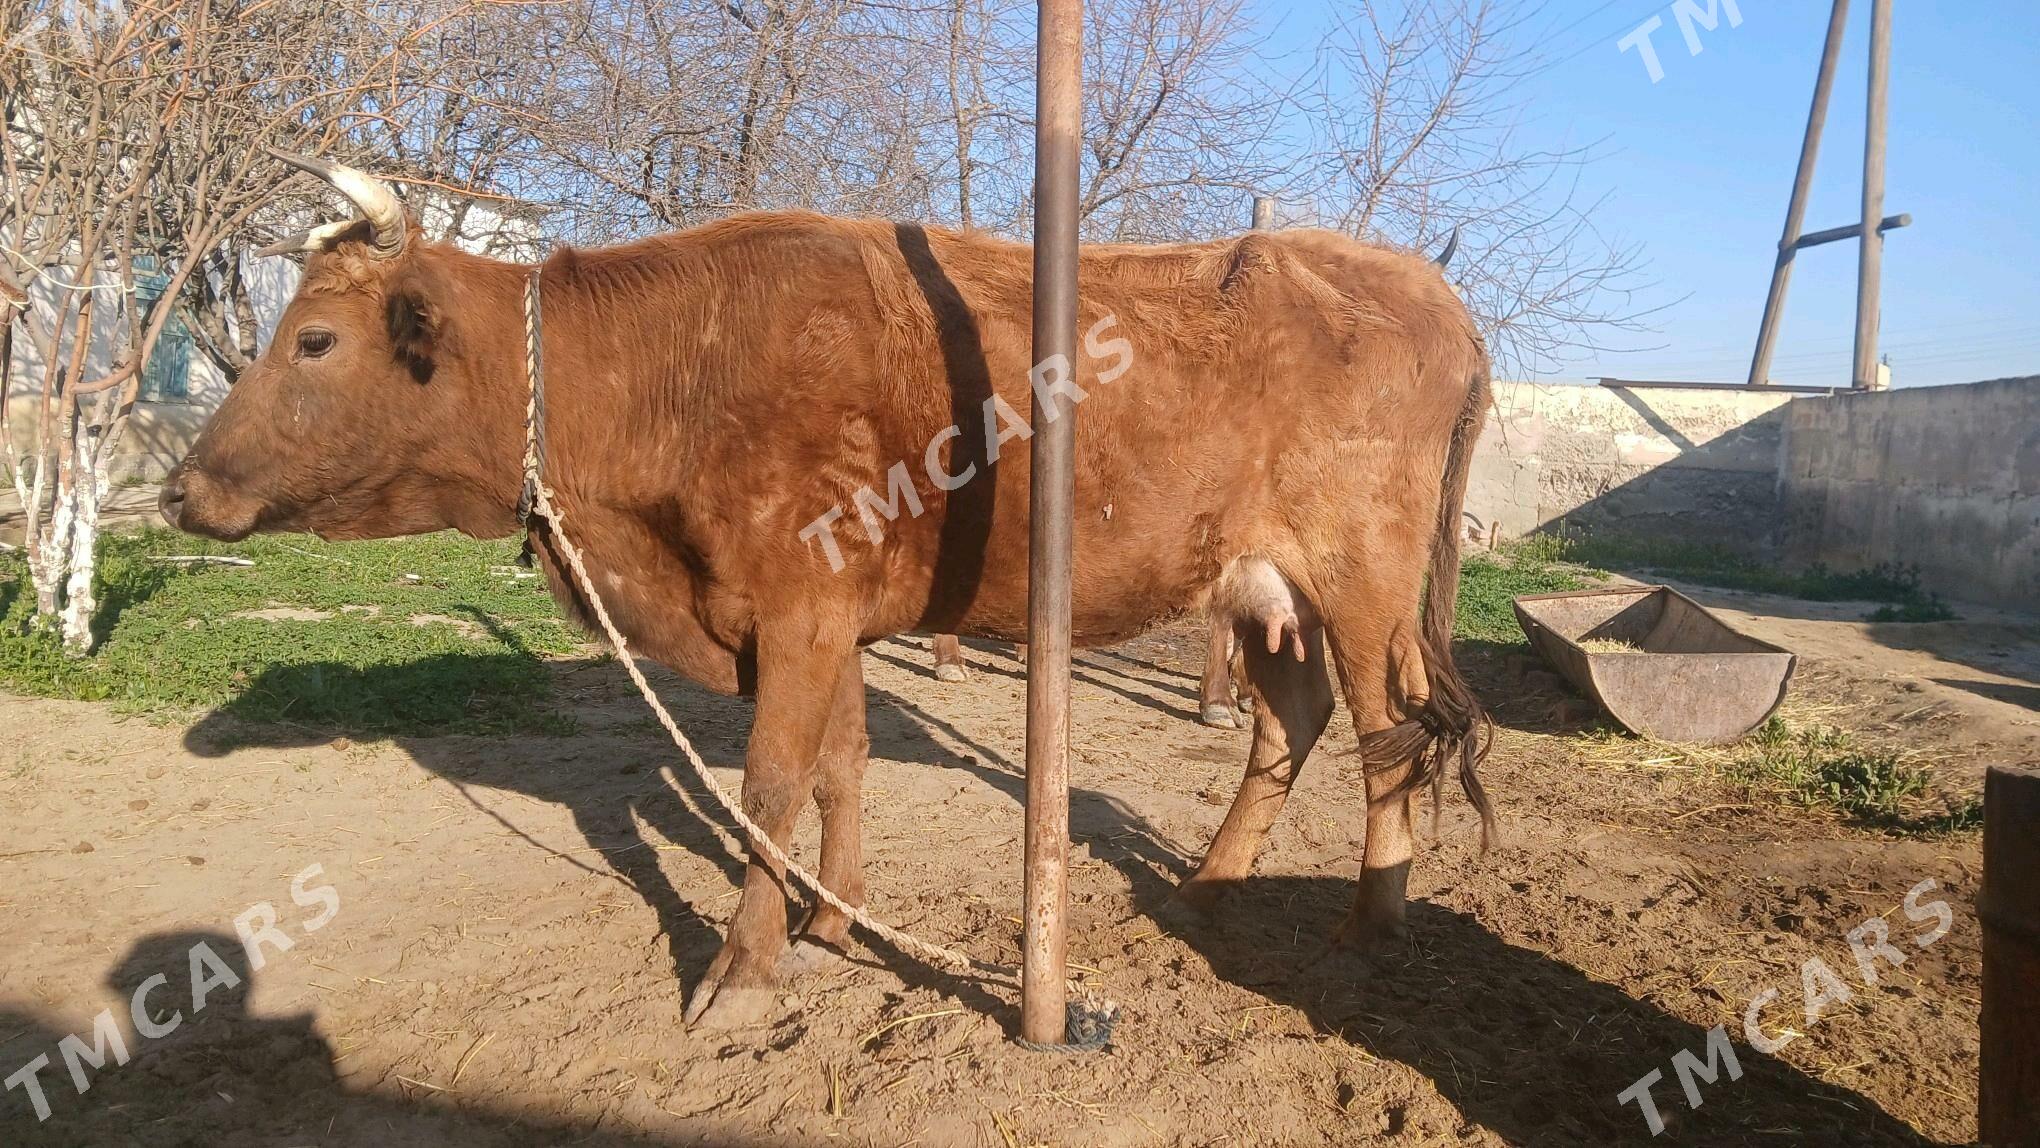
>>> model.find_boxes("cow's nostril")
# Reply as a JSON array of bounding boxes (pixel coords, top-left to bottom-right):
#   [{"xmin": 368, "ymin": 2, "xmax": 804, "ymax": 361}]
[{"xmin": 158, "ymin": 472, "xmax": 187, "ymax": 527}]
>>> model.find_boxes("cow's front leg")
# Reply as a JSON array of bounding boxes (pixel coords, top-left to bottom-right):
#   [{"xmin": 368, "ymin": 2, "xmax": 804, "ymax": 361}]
[
  {"xmin": 685, "ymin": 615, "xmax": 855, "ymax": 1030},
  {"xmin": 781, "ymin": 650, "xmax": 869, "ymax": 976}
]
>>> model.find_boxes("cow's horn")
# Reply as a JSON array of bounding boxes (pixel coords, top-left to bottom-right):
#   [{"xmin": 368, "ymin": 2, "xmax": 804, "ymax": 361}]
[
  {"xmin": 255, "ymin": 220, "xmax": 360, "ymax": 258},
  {"xmin": 266, "ymin": 148, "xmax": 407, "ymax": 259},
  {"xmin": 1433, "ymin": 225, "xmax": 1461, "ymax": 270}
]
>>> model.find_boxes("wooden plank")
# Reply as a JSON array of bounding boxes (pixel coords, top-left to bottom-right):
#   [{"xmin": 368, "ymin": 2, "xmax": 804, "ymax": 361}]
[{"xmin": 1982, "ymin": 763, "xmax": 2040, "ymax": 1146}]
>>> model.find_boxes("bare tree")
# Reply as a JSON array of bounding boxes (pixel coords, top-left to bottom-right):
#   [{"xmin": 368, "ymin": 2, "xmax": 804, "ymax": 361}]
[
  {"xmin": 0, "ymin": 0, "xmax": 500, "ymax": 649},
  {"xmin": 511, "ymin": 0, "xmax": 948, "ymax": 242},
  {"xmin": 1294, "ymin": 0, "xmax": 1650, "ymax": 375},
  {"xmin": 1073, "ymin": 0, "xmax": 1280, "ymax": 241}
]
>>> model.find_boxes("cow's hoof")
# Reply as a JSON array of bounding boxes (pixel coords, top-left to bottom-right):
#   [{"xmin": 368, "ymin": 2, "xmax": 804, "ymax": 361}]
[
  {"xmin": 1158, "ymin": 877, "xmax": 1229, "ymax": 928},
  {"xmin": 1332, "ymin": 910, "xmax": 1410, "ymax": 952},
  {"xmin": 684, "ymin": 982, "xmax": 775, "ymax": 1031},
  {"xmin": 778, "ymin": 938, "xmax": 847, "ymax": 978},
  {"xmin": 933, "ymin": 663, "xmax": 969, "ymax": 683},
  {"xmin": 1200, "ymin": 703, "xmax": 1242, "ymax": 729},
  {"xmin": 685, "ymin": 953, "xmax": 779, "ymax": 1031}
]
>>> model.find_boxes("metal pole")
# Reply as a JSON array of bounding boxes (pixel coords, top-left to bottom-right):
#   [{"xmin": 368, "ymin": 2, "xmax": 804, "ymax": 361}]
[
  {"xmin": 1748, "ymin": 0, "xmax": 1850, "ymax": 386},
  {"xmin": 1021, "ymin": 0, "xmax": 1080, "ymax": 1049},
  {"xmin": 1853, "ymin": 0, "xmax": 1893, "ymax": 390},
  {"xmin": 1981, "ymin": 764, "xmax": 2040, "ymax": 1146}
]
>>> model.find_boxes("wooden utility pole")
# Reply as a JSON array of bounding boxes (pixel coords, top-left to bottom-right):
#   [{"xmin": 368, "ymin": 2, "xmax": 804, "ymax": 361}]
[
  {"xmin": 1022, "ymin": 0, "xmax": 1081, "ymax": 1049},
  {"xmin": 1981, "ymin": 764, "xmax": 2040, "ymax": 1146},
  {"xmin": 1746, "ymin": 0, "xmax": 1908, "ymax": 389},
  {"xmin": 1852, "ymin": 0, "xmax": 1893, "ymax": 390}
]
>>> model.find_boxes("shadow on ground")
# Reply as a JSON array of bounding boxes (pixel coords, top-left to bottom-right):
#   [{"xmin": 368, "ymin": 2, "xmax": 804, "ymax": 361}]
[
  {"xmin": 144, "ymin": 638, "xmax": 1949, "ymax": 1147},
  {"xmin": 0, "ymin": 931, "xmax": 809, "ymax": 1147}
]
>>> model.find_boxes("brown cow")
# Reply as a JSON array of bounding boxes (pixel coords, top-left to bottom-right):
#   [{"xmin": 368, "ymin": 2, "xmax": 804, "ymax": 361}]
[{"xmin": 162, "ymin": 156, "xmax": 1492, "ymax": 1028}]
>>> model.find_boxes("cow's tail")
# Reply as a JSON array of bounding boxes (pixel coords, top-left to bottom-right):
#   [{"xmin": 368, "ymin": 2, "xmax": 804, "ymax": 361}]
[{"xmin": 1354, "ymin": 356, "xmax": 1497, "ymax": 848}]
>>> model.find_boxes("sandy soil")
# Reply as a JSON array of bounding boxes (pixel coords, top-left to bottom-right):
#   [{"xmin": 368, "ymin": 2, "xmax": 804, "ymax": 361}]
[{"xmin": 0, "ymin": 609, "xmax": 2015, "ymax": 1147}]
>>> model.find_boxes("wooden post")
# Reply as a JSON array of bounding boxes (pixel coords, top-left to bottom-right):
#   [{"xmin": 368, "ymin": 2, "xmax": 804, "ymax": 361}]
[
  {"xmin": 1852, "ymin": 0, "xmax": 1892, "ymax": 390},
  {"xmin": 1748, "ymin": 0, "xmax": 1849, "ymax": 387},
  {"xmin": 1981, "ymin": 764, "xmax": 2040, "ymax": 1146},
  {"xmin": 1021, "ymin": 0, "xmax": 1081, "ymax": 1049}
]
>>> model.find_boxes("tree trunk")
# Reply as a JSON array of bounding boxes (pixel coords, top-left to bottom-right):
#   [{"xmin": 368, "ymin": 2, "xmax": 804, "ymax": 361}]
[{"xmin": 58, "ymin": 419, "xmax": 101, "ymax": 654}]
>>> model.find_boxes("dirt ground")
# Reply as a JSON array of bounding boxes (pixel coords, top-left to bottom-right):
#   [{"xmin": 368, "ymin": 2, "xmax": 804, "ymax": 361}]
[{"xmin": 1, "ymin": 596, "xmax": 2022, "ymax": 1148}]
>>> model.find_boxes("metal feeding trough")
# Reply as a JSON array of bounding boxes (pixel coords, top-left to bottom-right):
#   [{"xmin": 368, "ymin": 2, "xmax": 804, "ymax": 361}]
[{"xmin": 1512, "ymin": 585, "xmax": 1797, "ymax": 745}]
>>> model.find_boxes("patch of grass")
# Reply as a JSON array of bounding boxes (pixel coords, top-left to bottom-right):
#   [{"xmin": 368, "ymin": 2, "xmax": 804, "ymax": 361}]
[
  {"xmin": 1726, "ymin": 717, "xmax": 1974, "ymax": 832},
  {"xmin": 1532, "ymin": 531, "xmax": 1956, "ymax": 622},
  {"xmin": 0, "ymin": 528, "xmax": 583, "ymax": 735},
  {"xmin": 1453, "ymin": 541, "xmax": 1604, "ymax": 645},
  {"xmin": 1866, "ymin": 599, "xmax": 1957, "ymax": 624}
]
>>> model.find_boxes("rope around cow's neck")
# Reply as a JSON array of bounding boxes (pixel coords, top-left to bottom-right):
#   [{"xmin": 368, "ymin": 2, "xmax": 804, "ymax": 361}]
[{"xmin": 513, "ymin": 269, "xmax": 1114, "ymax": 1047}]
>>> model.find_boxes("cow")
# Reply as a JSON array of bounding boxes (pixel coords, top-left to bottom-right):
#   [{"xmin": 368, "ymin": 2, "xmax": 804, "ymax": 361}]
[{"xmin": 161, "ymin": 154, "xmax": 1494, "ymax": 1029}]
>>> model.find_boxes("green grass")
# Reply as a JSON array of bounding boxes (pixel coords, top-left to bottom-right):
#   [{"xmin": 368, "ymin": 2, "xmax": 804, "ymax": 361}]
[
  {"xmin": 0, "ymin": 522, "xmax": 1596, "ymax": 736},
  {"xmin": 1727, "ymin": 717, "xmax": 1980, "ymax": 833},
  {"xmin": 0, "ymin": 529, "xmax": 585, "ymax": 734},
  {"xmin": 1453, "ymin": 542, "xmax": 1601, "ymax": 645},
  {"xmin": 1525, "ymin": 532, "xmax": 1956, "ymax": 622}
]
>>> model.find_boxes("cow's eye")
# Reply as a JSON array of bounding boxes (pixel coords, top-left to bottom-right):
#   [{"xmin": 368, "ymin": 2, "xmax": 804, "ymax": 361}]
[{"xmin": 296, "ymin": 327, "xmax": 336, "ymax": 359}]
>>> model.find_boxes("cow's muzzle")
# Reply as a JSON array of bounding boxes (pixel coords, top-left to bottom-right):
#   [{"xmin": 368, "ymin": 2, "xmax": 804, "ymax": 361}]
[{"xmin": 159, "ymin": 463, "xmax": 258, "ymax": 541}]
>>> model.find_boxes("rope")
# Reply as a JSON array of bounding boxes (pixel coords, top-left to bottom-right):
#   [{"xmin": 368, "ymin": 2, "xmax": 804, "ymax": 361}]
[
  {"xmin": 526, "ymin": 479, "xmax": 1013, "ymax": 981},
  {"xmin": 515, "ymin": 269, "xmax": 1116, "ymax": 1047},
  {"xmin": 515, "ymin": 271, "xmax": 548, "ymax": 527}
]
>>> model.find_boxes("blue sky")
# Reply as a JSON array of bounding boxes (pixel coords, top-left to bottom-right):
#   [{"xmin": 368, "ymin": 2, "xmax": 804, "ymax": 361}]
[{"xmin": 1259, "ymin": 2, "xmax": 2040, "ymax": 387}]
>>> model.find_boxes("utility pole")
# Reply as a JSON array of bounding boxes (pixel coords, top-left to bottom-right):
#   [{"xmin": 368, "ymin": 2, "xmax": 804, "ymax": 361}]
[
  {"xmin": 1853, "ymin": 0, "xmax": 1894, "ymax": 390},
  {"xmin": 1748, "ymin": 0, "xmax": 1850, "ymax": 387},
  {"xmin": 1746, "ymin": 0, "xmax": 1908, "ymax": 390}
]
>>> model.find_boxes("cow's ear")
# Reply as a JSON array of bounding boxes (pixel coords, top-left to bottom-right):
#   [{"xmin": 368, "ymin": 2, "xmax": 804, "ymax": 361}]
[{"xmin": 384, "ymin": 261, "xmax": 451, "ymax": 381}]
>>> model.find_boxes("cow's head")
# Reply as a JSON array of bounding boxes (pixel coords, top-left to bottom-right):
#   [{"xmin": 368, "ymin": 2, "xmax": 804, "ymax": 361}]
[{"xmin": 161, "ymin": 152, "xmax": 520, "ymax": 542}]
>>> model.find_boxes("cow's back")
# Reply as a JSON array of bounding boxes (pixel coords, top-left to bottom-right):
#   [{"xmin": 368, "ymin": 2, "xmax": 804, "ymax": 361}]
[
  {"xmin": 556, "ymin": 213, "xmax": 1481, "ymax": 649},
  {"xmin": 848, "ymin": 221, "xmax": 1482, "ymax": 644}
]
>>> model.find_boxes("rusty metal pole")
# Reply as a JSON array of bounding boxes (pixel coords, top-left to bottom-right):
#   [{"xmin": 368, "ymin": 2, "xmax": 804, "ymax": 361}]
[
  {"xmin": 1021, "ymin": 0, "xmax": 1081, "ymax": 1049},
  {"xmin": 1748, "ymin": 0, "xmax": 1850, "ymax": 387},
  {"xmin": 1981, "ymin": 764, "xmax": 2040, "ymax": 1146},
  {"xmin": 1852, "ymin": 0, "xmax": 1892, "ymax": 390}
]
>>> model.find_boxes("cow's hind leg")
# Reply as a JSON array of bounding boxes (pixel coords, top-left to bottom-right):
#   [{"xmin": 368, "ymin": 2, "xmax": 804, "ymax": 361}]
[
  {"xmin": 931, "ymin": 633, "xmax": 968, "ymax": 682},
  {"xmin": 1173, "ymin": 623, "xmax": 1334, "ymax": 915},
  {"xmin": 686, "ymin": 616, "xmax": 854, "ymax": 1030},
  {"xmin": 1317, "ymin": 571, "xmax": 1433, "ymax": 950},
  {"xmin": 1197, "ymin": 615, "xmax": 1243, "ymax": 728},
  {"xmin": 782, "ymin": 651, "xmax": 869, "ymax": 976}
]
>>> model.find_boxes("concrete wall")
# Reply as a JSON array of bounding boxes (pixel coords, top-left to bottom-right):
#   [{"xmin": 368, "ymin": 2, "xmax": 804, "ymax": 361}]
[
  {"xmin": 1781, "ymin": 376, "xmax": 2039, "ymax": 609},
  {"xmin": 1464, "ymin": 381, "xmax": 1798, "ymax": 545}
]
